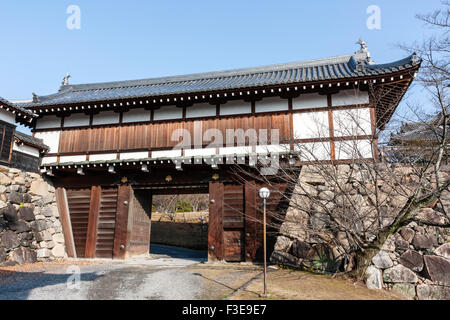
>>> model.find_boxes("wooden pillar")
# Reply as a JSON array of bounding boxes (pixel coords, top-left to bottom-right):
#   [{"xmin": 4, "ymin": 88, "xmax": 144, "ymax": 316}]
[
  {"xmin": 113, "ymin": 185, "xmax": 131, "ymax": 259},
  {"xmin": 244, "ymin": 180, "xmax": 257, "ymax": 262},
  {"xmin": 208, "ymin": 181, "xmax": 224, "ymax": 261},
  {"xmin": 85, "ymin": 186, "xmax": 101, "ymax": 258},
  {"xmin": 55, "ymin": 187, "xmax": 76, "ymax": 258}
]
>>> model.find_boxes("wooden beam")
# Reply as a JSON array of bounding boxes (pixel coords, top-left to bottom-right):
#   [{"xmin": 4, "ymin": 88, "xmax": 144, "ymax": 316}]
[
  {"xmin": 85, "ymin": 185, "xmax": 102, "ymax": 258},
  {"xmin": 55, "ymin": 187, "xmax": 77, "ymax": 258},
  {"xmin": 113, "ymin": 185, "xmax": 131, "ymax": 259}
]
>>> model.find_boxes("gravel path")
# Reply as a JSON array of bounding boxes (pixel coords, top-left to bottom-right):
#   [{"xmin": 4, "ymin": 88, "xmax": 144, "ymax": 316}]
[{"xmin": 0, "ymin": 245, "xmax": 212, "ymax": 300}]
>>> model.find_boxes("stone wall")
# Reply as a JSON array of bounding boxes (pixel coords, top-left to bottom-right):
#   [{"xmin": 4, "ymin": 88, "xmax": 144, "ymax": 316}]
[
  {"xmin": 0, "ymin": 165, "xmax": 66, "ymax": 266},
  {"xmin": 270, "ymin": 164, "xmax": 450, "ymax": 300},
  {"xmin": 366, "ymin": 218, "xmax": 450, "ymax": 300}
]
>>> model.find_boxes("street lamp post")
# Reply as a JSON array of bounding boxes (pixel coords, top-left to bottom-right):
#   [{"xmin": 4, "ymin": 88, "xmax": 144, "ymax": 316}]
[{"xmin": 258, "ymin": 187, "xmax": 270, "ymax": 296}]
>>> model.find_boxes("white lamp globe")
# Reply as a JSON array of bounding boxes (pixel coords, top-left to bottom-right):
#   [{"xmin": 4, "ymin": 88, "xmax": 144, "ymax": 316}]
[{"xmin": 258, "ymin": 187, "xmax": 271, "ymax": 199}]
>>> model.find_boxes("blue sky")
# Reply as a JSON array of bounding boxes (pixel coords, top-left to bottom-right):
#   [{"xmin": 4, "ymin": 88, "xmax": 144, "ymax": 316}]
[{"xmin": 0, "ymin": 1, "xmax": 443, "ymax": 133}]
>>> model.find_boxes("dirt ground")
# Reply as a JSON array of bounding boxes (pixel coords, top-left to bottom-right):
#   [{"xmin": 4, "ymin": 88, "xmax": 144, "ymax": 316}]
[
  {"xmin": 187, "ymin": 264, "xmax": 404, "ymax": 300},
  {"xmin": 0, "ymin": 247, "xmax": 405, "ymax": 300}
]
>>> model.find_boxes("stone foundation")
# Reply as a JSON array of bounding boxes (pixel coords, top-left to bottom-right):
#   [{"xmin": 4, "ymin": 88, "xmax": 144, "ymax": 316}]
[
  {"xmin": 0, "ymin": 165, "xmax": 67, "ymax": 266},
  {"xmin": 270, "ymin": 164, "xmax": 450, "ymax": 300}
]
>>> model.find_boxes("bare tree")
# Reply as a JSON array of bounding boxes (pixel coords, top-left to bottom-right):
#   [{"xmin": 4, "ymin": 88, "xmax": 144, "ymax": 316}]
[{"xmin": 231, "ymin": 3, "xmax": 450, "ymax": 278}]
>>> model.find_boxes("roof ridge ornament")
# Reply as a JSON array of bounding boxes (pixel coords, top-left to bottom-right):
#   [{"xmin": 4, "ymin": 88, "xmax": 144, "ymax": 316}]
[
  {"xmin": 32, "ymin": 93, "xmax": 39, "ymax": 103},
  {"xmin": 62, "ymin": 73, "xmax": 71, "ymax": 86},
  {"xmin": 354, "ymin": 37, "xmax": 375, "ymax": 65}
]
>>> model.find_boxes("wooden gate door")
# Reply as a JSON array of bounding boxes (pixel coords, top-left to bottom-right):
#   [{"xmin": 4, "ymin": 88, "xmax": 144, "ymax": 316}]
[
  {"xmin": 66, "ymin": 189, "xmax": 91, "ymax": 258},
  {"xmin": 223, "ymin": 184, "xmax": 245, "ymax": 261},
  {"xmin": 66, "ymin": 187, "xmax": 118, "ymax": 258},
  {"xmin": 94, "ymin": 188, "xmax": 118, "ymax": 258}
]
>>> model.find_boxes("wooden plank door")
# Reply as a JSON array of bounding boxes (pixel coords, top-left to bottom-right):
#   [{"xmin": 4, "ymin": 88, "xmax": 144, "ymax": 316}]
[
  {"xmin": 66, "ymin": 189, "xmax": 91, "ymax": 258},
  {"xmin": 95, "ymin": 188, "xmax": 118, "ymax": 258},
  {"xmin": 223, "ymin": 184, "xmax": 245, "ymax": 262}
]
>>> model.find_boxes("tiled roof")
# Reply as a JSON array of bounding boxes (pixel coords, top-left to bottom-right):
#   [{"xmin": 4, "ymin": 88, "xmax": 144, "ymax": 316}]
[
  {"xmin": 0, "ymin": 96, "xmax": 37, "ymax": 121},
  {"xmin": 19, "ymin": 52, "xmax": 421, "ymax": 108},
  {"xmin": 14, "ymin": 130, "xmax": 49, "ymax": 151}
]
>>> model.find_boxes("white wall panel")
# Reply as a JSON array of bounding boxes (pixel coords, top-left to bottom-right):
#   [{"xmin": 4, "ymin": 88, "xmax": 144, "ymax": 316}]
[
  {"xmin": 13, "ymin": 143, "xmax": 40, "ymax": 157},
  {"xmin": 89, "ymin": 153, "xmax": 117, "ymax": 161},
  {"xmin": 255, "ymin": 144, "xmax": 290, "ymax": 154},
  {"xmin": 41, "ymin": 156, "xmax": 57, "ymax": 165},
  {"xmin": 120, "ymin": 151, "xmax": 149, "ymax": 160},
  {"xmin": 333, "ymin": 108, "xmax": 372, "ymax": 137},
  {"xmin": 60, "ymin": 155, "xmax": 87, "ymax": 163},
  {"xmin": 92, "ymin": 111, "xmax": 119, "ymax": 125},
  {"xmin": 220, "ymin": 100, "xmax": 251, "ymax": 116},
  {"xmin": 154, "ymin": 106, "xmax": 183, "ymax": 121},
  {"xmin": 295, "ymin": 142, "xmax": 331, "ymax": 161},
  {"xmin": 34, "ymin": 131, "xmax": 60, "ymax": 153},
  {"xmin": 219, "ymin": 146, "xmax": 252, "ymax": 155},
  {"xmin": 255, "ymin": 97, "xmax": 288, "ymax": 113},
  {"xmin": 332, "ymin": 89, "xmax": 370, "ymax": 107},
  {"xmin": 293, "ymin": 111, "xmax": 329, "ymax": 139},
  {"xmin": 35, "ymin": 115, "xmax": 61, "ymax": 129},
  {"xmin": 122, "ymin": 109, "xmax": 151, "ymax": 123},
  {"xmin": 0, "ymin": 108, "xmax": 16, "ymax": 125},
  {"xmin": 186, "ymin": 103, "xmax": 216, "ymax": 118},
  {"xmin": 151, "ymin": 149, "xmax": 182, "ymax": 158},
  {"xmin": 335, "ymin": 140, "xmax": 373, "ymax": 160},
  {"xmin": 292, "ymin": 93, "xmax": 327, "ymax": 110},
  {"xmin": 64, "ymin": 113, "xmax": 90, "ymax": 127},
  {"xmin": 184, "ymin": 148, "xmax": 216, "ymax": 157}
]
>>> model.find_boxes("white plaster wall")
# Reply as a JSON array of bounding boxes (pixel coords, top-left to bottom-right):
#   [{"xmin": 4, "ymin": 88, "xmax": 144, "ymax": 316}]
[
  {"xmin": 122, "ymin": 108, "xmax": 151, "ymax": 123},
  {"xmin": 219, "ymin": 146, "xmax": 252, "ymax": 155},
  {"xmin": 89, "ymin": 153, "xmax": 117, "ymax": 161},
  {"xmin": 292, "ymin": 93, "xmax": 328, "ymax": 110},
  {"xmin": 255, "ymin": 97, "xmax": 288, "ymax": 113},
  {"xmin": 34, "ymin": 131, "xmax": 60, "ymax": 153},
  {"xmin": 256, "ymin": 144, "xmax": 290, "ymax": 154},
  {"xmin": 92, "ymin": 111, "xmax": 120, "ymax": 125},
  {"xmin": 335, "ymin": 139, "xmax": 373, "ymax": 159},
  {"xmin": 12, "ymin": 142, "xmax": 40, "ymax": 157},
  {"xmin": 332, "ymin": 89, "xmax": 370, "ymax": 107},
  {"xmin": 59, "ymin": 155, "xmax": 87, "ymax": 163},
  {"xmin": 120, "ymin": 151, "xmax": 149, "ymax": 160},
  {"xmin": 41, "ymin": 156, "xmax": 57, "ymax": 165},
  {"xmin": 154, "ymin": 106, "xmax": 183, "ymax": 121},
  {"xmin": 184, "ymin": 148, "xmax": 216, "ymax": 157},
  {"xmin": 293, "ymin": 111, "xmax": 329, "ymax": 139},
  {"xmin": 333, "ymin": 108, "xmax": 372, "ymax": 137},
  {"xmin": 295, "ymin": 142, "xmax": 331, "ymax": 161},
  {"xmin": 186, "ymin": 103, "xmax": 216, "ymax": 118},
  {"xmin": 35, "ymin": 115, "xmax": 61, "ymax": 130},
  {"xmin": 64, "ymin": 113, "xmax": 90, "ymax": 128},
  {"xmin": 151, "ymin": 149, "xmax": 182, "ymax": 158},
  {"xmin": 220, "ymin": 100, "xmax": 251, "ymax": 116},
  {"xmin": 0, "ymin": 108, "xmax": 16, "ymax": 125}
]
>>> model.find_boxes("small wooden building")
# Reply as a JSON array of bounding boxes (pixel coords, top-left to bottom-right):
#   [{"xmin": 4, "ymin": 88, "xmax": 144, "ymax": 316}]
[
  {"xmin": 17, "ymin": 42, "xmax": 421, "ymax": 261},
  {"xmin": 0, "ymin": 97, "xmax": 47, "ymax": 171}
]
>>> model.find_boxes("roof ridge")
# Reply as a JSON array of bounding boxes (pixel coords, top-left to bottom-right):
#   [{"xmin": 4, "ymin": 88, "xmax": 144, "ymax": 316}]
[{"xmin": 65, "ymin": 54, "xmax": 354, "ymax": 91}]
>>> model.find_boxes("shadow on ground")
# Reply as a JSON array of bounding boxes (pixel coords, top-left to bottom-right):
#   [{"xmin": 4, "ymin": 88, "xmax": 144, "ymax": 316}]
[
  {"xmin": 150, "ymin": 243, "xmax": 207, "ymax": 261},
  {"xmin": 0, "ymin": 270, "xmax": 101, "ymax": 300}
]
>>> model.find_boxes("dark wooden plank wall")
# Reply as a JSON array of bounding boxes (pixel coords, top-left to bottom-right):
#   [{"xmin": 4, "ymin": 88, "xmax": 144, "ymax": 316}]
[{"xmin": 57, "ymin": 114, "xmax": 291, "ymax": 154}]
